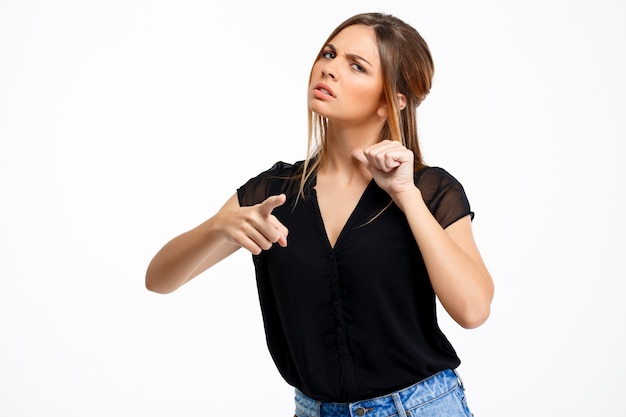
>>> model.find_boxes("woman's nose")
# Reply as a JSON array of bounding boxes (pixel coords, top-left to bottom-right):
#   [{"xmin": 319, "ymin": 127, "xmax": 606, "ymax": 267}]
[{"xmin": 321, "ymin": 64, "xmax": 336, "ymax": 80}]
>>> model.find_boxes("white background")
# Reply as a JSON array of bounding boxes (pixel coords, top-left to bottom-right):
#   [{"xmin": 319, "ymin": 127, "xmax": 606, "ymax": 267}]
[{"xmin": 1, "ymin": 0, "xmax": 625, "ymax": 416}]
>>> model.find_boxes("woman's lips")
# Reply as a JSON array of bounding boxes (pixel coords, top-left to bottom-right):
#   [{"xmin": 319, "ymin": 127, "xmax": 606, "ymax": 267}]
[{"xmin": 313, "ymin": 82, "xmax": 335, "ymax": 98}]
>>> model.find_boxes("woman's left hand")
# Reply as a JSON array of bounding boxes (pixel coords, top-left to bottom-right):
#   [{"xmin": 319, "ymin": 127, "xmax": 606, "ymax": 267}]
[{"xmin": 352, "ymin": 140, "xmax": 415, "ymax": 198}]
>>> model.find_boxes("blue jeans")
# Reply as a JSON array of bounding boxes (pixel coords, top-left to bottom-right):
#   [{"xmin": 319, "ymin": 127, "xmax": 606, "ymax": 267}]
[{"xmin": 294, "ymin": 369, "xmax": 473, "ymax": 417}]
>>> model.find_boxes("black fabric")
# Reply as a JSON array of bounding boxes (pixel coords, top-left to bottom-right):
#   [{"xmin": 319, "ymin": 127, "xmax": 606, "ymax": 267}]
[{"xmin": 237, "ymin": 161, "xmax": 474, "ymax": 402}]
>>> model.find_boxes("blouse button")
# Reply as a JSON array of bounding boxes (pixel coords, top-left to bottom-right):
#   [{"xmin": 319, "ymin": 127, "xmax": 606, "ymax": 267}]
[{"xmin": 355, "ymin": 407, "xmax": 366, "ymax": 416}]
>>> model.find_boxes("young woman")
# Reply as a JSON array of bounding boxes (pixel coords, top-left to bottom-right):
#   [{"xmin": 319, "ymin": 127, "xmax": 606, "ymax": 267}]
[{"xmin": 146, "ymin": 12, "xmax": 493, "ymax": 417}]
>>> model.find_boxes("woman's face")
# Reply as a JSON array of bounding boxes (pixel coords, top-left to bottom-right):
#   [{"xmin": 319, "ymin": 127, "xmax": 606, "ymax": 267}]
[{"xmin": 308, "ymin": 24, "xmax": 386, "ymax": 125}]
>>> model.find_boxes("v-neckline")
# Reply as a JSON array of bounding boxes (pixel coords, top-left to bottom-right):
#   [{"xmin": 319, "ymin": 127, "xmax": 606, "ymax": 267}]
[{"xmin": 310, "ymin": 174, "xmax": 376, "ymax": 251}]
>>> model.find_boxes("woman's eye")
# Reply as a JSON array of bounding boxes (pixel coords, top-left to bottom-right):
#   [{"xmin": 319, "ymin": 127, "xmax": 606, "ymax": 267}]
[
  {"xmin": 351, "ymin": 63, "xmax": 365, "ymax": 72},
  {"xmin": 322, "ymin": 51, "xmax": 335, "ymax": 59}
]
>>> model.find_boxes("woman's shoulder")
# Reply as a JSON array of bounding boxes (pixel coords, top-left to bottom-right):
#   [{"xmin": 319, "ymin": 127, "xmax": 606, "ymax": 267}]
[
  {"xmin": 415, "ymin": 166, "xmax": 465, "ymax": 190},
  {"xmin": 264, "ymin": 160, "xmax": 305, "ymax": 177},
  {"xmin": 414, "ymin": 166, "xmax": 473, "ymax": 227},
  {"xmin": 242, "ymin": 160, "xmax": 305, "ymax": 183},
  {"xmin": 237, "ymin": 160, "xmax": 304, "ymax": 206}
]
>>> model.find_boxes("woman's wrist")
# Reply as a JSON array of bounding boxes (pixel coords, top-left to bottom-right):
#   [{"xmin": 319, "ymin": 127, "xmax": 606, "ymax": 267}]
[{"xmin": 391, "ymin": 185, "xmax": 424, "ymax": 213}]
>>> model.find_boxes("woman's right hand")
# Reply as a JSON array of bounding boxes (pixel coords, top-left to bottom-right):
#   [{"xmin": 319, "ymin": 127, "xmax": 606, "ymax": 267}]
[
  {"xmin": 217, "ymin": 193, "xmax": 289, "ymax": 255},
  {"xmin": 145, "ymin": 193, "xmax": 288, "ymax": 294}
]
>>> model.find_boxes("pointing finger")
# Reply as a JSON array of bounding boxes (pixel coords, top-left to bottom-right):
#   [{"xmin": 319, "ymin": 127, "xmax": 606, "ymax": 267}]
[{"xmin": 259, "ymin": 194, "xmax": 286, "ymax": 217}]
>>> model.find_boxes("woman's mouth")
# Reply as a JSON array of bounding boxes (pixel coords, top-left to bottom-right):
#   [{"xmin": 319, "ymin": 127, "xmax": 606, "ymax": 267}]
[{"xmin": 313, "ymin": 83, "xmax": 335, "ymax": 98}]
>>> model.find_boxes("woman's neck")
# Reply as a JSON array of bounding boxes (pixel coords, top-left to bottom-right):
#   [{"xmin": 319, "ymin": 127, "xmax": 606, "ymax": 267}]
[{"xmin": 319, "ymin": 122, "xmax": 382, "ymax": 180}]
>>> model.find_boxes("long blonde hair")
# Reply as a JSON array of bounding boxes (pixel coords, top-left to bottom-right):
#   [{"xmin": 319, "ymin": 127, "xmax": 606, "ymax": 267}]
[{"xmin": 298, "ymin": 13, "xmax": 435, "ymax": 200}]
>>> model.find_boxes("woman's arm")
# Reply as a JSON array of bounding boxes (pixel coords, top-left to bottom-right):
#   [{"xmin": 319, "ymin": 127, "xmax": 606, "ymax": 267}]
[
  {"xmin": 394, "ymin": 189, "xmax": 493, "ymax": 328},
  {"xmin": 353, "ymin": 141, "xmax": 494, "ymax": 328},
  {"xmin": 145, "ymin": 193, "xmax": 288, "ymax": 294}
]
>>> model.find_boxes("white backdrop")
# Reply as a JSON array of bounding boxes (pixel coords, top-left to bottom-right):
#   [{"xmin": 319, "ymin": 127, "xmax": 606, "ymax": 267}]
[{"xmin": 1, "ymin": 1, "xmax": 625, "ymax": 416}]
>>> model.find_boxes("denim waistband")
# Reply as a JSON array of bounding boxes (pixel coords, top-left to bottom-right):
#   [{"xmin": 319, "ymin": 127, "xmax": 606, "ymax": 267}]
[{"xmin": 295, "ymin": 369, "xmax": 462, "ymax": 417}]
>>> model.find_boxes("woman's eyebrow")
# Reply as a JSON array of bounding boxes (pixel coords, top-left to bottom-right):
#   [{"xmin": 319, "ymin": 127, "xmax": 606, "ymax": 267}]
[
  {"xmin": 325, "ymin": 43, "xmax": 373, "ymax": 68},
  {"xmin": 346, "ymin": 53, "xmax": 372, "ymax": 68}
]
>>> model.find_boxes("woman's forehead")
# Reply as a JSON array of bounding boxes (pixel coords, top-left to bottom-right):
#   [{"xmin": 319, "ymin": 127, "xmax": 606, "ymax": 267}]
[{"xmin": 327, "ymin": 25, "xmax": 379, "ymax": 61}]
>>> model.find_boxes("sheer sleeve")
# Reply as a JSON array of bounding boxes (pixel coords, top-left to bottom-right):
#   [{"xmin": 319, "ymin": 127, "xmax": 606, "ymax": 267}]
[
  {"xmin": 237, "ymin": 161, "xmax": 303, "ymax": 207},
  {"xmin": 415, "ymin": 167, "xmax": 474, "ymax": 229}
]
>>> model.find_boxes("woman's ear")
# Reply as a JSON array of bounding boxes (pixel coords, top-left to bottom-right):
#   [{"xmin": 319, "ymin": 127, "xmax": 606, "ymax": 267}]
[
  {"xmin": 377, "ymin": 94, "xmax": 407, "ymax": 118},
  {"xmin": 397, "ymin": 93, "xmax": 407, "ymax": 111}
]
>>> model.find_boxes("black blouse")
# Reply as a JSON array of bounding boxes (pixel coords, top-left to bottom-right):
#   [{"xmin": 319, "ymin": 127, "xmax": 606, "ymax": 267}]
[{"xmin": 237, "ymin": 161, "xmax": 473, "ymax": 402}]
